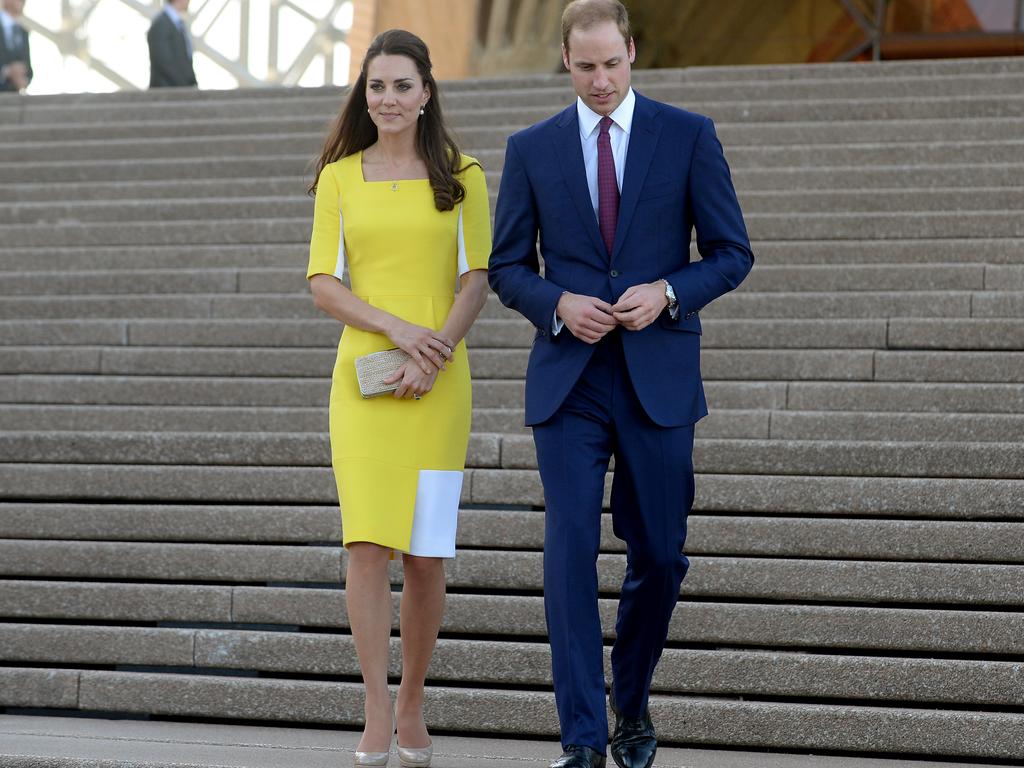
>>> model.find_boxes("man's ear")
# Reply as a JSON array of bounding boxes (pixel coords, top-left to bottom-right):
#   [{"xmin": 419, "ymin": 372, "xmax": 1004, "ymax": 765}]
[
  {"xmin": 561, "ymin": 44, "xmax": 570, "ymax": 71},
  {"xmin": 627, "ymin": 37, "xmax": 636, "ymax": 63}
]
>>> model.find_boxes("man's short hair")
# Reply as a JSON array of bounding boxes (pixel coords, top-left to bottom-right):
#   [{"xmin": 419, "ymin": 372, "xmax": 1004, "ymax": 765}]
[{"xmin": 561, "ymin": 0, "xmax": 632, "ymax": 53}]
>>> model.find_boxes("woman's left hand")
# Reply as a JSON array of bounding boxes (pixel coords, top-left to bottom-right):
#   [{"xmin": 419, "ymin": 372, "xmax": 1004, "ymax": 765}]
[{"xmin": 386, "ymin": 362, "xmax": 439, "ymax": 400}]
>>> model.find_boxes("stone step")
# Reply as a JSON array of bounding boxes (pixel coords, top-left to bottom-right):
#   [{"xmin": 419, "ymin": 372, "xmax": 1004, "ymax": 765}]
[
  {"xmin": 6, "ymin": 375, "xmax": 1024, "ymax": 416},
  {"xmin": 3, "ymin": 580, "xmax": 1020, "ymax": 654},
  {"xmin": 5, "ymin": 88, "xmax": 1024, "ymax": 129},
  {"xmin": 4, "ymin": 113, "xmax": 1024, "ymax": 155},
  {"xmin": 0, "ymin": 264, "xmax": 1002, "ymax": 297},
  {"xmin": 0, "ymin": 714, "xmax": 1008, "ymax": 768},
  {"xmin": 1, "ymin": 668, "xmax": 1020, "ymax": 759},
  {"xmin": 4, "ymin": 153, "xmax": 1023, "ymax": 192},
  {"xmin": 0, "ymin": 243, "xmax": 305, "ymax": 272},
  {"xmin": 749, "ymin": 239, "xmax": 1024, "ymax": 265},
  {"xmin": 469, "ymin": 471, "xmax": 1024, "ymax": 520},
  {"xmin": 0, "ymin": 463, "xmax": 1020, "ymax": 519},
  {"xmin": 8, "ymin": 187, "xmax": 1024, "ymax": 226},
  {"xmin": 5, "ymin": 344, "xmax": 1024, "ymax": 383},
  {"xmin": 477, "ymin": 141, "xmax": 1024, "ymax": 174},
  {"xmin": 6, "ymin": 289, "xmax": 1021, "ymax": 321},
  {"xmin": 9, "ymin": 317, "xmax": 1021, "ymax": 351},
  {"xmin": 0, "ymin": 403, "xmax": 749, "ymax": 437},
  {"xmin": 2, "ymin": 240, "xmax": 1022, "ymax": 277},
  {"xmin": 7, "ymin": 118, "xmax": 1024, "ymax": 167},
  {"xmin": 1, "ymin": 503, "xmax": 1018, "ymax": 564},
  {"xmin": 1, "ymin": 624, "xmax": 1020, "ymax": 709},
  {"xmin": 0, "ymin": 403, "xmax": 1020, "ymax": 442},
  {"xmin": 0, "ymin": 539, "xmax": 1017, "ymax": 605},
  {"xmin": 3, "ymin": 211, "xmax": 1022, "ymax": 247},
  {"xmin": 1, "ymin": 431, "xmax": 1022, "ymax": 481},
  {"xmin": 5, "ymin": 180, "xmax": 1024, "ymax": 226}
]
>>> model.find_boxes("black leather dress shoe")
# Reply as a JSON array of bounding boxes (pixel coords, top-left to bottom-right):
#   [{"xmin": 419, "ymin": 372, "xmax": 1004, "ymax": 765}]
[
  {"xmin": 550, "ymin": 744, "xmax": 607, "ymax": 768},
  {"xmin": 609, "ymin": 690, "xmax": 657, "ymax": 768}
]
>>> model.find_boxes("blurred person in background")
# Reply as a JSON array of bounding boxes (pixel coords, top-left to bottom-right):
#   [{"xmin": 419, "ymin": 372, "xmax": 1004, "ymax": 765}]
[
  {"xmin": 0, "ymin": 0, "xmax": 31, "ymax": 93},
  {"xmin": 148, "ymin": 0, "xmax": 197, "ymax": 88}
]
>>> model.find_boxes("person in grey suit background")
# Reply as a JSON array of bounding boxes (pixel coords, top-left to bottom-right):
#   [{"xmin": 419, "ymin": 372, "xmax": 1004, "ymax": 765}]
[
  {"xmin": 0, "ymin": 0, "xmax": 31, "ymax": 93},
  {"xmin": 148, "ymin": 0, "xmax": 197, "ymax": 88}
]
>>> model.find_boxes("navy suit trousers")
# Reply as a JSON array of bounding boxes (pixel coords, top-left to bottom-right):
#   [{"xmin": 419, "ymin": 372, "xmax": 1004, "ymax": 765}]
[{"xmin": 532, "ymin": 329, "xmax": 695, "ymax": 752}]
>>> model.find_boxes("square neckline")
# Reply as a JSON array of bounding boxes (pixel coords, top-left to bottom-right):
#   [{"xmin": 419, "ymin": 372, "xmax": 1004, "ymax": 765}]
[{"xmin": 357, "ymin": 150, "xmax": 431, "ymax": 184}]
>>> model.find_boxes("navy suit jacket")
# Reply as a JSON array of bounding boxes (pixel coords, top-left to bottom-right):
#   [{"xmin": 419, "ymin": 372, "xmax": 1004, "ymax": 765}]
[
  {"xmin": 488, "ymin": 91, "xmax": 754, "ymax": 428},
  {"xmin": 148, "ymin": 11, "xmax": 197, "ymax": 88}
]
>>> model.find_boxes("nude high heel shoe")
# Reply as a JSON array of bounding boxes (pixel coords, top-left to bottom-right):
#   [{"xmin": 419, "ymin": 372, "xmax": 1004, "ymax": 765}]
[
  {"xmin": 396, "ymin": 707, "xmax": 432, "ymax": 768},
  {"xmin": 353, "ymin": 713, "xmax": 396, "ymax": 766},
  {"xmin": 397, "ymin": 741, "xmax": 433, "ymax": 768}
]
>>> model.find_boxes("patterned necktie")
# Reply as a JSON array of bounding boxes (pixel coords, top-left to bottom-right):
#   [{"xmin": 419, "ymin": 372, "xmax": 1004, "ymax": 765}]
[{"xmin": 597, "ymin": 116, "xmax": 619, "ymax": 256}]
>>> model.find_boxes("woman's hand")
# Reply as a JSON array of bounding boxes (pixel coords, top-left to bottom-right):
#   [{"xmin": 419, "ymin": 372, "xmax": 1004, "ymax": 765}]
[
  {"xmin": 386, "ymin": 319, "xmax": 456, "ymax": 375},
  {"xmin": 384, "ymin": 362, "xmax": 439, "ymax": 400}
]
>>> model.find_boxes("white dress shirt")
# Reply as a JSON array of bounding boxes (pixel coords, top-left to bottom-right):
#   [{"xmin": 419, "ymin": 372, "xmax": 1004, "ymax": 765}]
[{"xmin": 0, "ymin": 10, "xmax": 17, "ymax": 52}]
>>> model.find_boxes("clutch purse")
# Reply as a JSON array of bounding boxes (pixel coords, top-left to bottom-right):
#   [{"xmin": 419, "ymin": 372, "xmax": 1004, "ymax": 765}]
[{"xmin": 355, "ymin": 348, "xmax": 411, "ymax": 398}]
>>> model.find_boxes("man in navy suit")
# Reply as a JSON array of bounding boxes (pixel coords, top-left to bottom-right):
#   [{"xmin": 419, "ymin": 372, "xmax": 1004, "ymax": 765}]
[
  {"xmin": 148, "ymin": 0, "xmax": 197, "ymax": 88},
  {"xmin": 0, "ymin": 0, "xmax": 31, "ymax": 93},
  {"xmin": 488, "ymin": 2, "xmax": 753, "ymax": 766}
]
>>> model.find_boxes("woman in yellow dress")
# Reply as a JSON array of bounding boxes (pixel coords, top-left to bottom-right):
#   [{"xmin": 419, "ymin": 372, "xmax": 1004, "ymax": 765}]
[{"xmin": 306, "ymin": 29, "xmax": 490, "ymax": 768}]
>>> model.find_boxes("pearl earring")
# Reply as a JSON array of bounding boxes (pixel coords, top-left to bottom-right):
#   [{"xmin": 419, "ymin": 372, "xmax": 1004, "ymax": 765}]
[{"xmin": 420, "ymin": 104, "xmax": 426, "ymax": 115}]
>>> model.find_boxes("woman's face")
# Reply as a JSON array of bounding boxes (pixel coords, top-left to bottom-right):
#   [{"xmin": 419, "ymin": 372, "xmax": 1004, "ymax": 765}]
[{"xmin": 365, "ymin": 54, "xmax": 430, "ymax": 137}]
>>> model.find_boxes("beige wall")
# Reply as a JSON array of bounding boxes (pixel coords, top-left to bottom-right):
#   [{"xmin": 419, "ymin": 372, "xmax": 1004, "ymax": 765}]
[
  {"xmin": 349, "ymin": 0, "xmax": 479, "ymax": 81},
  {"xmin": 349, "ymin": 0, "xmax": 568, "ymax": 81}
]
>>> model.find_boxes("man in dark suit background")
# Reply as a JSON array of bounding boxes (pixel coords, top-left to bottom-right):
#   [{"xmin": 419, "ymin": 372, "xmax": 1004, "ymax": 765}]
[
  {"xmin": 148, "ymin": 0, "xmax": 197, "ymax": 88},
  {"xmin": 488, "ymin": 2, "xmax": 753, "ymax": 767},
  {"xmin": 0, "ymin": 0, "xmax": 31, "ymax": 93}
]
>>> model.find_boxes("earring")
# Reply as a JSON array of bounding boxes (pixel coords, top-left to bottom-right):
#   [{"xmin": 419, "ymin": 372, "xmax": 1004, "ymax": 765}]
[{"xmin": 419, "ymin": 104, "xmax": 426, "ymax": 115}]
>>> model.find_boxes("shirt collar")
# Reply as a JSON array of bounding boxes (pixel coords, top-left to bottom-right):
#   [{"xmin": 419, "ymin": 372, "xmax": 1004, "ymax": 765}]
[
  {"xmin": 577, "ymin": 87, "xmax": 636, "ymax": 139},
  {"xmin": 164, "ymin": 5, "xmax": 184, "ymax": 26}
]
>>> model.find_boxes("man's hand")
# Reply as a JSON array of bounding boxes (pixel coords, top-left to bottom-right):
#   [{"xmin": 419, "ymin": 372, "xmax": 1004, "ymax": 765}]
[
  {"xmin": 612, "ymin": 282, "xmax": 669, "ymax": 331},
  {"xmin": 3, "ymin": 62, "xmax": 29, "ymax": 91},
  {"xmin": 557, "ymin": 292, "xmax": 617, "ymax": 344}
]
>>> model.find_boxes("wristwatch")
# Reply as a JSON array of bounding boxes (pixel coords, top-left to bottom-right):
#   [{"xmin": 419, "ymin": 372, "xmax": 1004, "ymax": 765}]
[{"xmin": 660, "ymin": 279, "xmax": 678, "ymax": 312}]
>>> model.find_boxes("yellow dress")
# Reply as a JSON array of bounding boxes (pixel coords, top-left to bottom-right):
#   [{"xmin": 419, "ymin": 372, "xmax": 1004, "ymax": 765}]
[{"xmin": 306, "ymin": 151, "xmax": 491, "ymax": 557}]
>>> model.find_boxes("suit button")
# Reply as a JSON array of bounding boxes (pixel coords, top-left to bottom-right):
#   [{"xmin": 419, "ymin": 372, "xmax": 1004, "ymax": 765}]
[{"xmin": 610, "ymin": 269, "xmax": 619, "ymax": 278}]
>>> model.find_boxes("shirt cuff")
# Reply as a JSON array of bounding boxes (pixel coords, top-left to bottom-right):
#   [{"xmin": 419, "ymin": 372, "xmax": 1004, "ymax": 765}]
[{"xmin": 552, "ymin": 310, "xmax": 564, "ymax": 335}]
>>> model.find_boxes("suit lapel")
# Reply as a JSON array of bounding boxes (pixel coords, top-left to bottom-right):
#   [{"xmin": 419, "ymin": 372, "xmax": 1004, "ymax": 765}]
[
  {"xmin": 552, "ymin": 105, "xmax": 608, "ymax": 259},
  {"xmin": 612, "ymin": 92, "xmax": 661, "ymax": 259}
]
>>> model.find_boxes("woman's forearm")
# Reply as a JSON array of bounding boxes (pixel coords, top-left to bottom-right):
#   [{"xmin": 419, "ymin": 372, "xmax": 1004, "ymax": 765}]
[
  {"xmin": 309, "ymin": 274, "xmax": 399, "ymax": 336},
  {"xmin": 441, "ymin": 270, "xmax": 489, "ymax": 345}
]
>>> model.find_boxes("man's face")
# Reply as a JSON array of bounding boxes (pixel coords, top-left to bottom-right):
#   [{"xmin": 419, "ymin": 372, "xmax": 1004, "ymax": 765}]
[
  {"xmin": 562, "ymin": 20, "xmax": 635, "ymax": 116},
  {"xmin": 4, "ymin": 0, "xmax": 25, "ymax": 18},
  {"xmin": 172, "ymin": 0, "xmax": 190, "ymax": 13}
]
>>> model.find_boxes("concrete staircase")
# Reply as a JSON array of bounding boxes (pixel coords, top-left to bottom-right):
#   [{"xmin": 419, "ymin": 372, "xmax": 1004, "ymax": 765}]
[{"xmin": 1, "ymin": 56, "xmax": 1023, "ymax": 764}]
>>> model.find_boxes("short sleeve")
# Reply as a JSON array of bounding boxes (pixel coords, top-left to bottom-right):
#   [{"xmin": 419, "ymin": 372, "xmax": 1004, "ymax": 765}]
[
  {"xmin": 456, "ymin": 157, "xmax": 492, "ymax": 276},
  {"xmin": 307, "ymin": 163, "xmax": 345, "ymax": 280}
]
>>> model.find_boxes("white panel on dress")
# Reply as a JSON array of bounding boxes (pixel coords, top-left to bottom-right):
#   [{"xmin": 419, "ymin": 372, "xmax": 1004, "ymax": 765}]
[
  {"xmin": 456, "ymin": 204, "xmax": 470, "ymax": 277},
  {"xmin": 334, "ymin": 209, "xmax": 346, "ymax": 280},
  {"xmin": 407, "ymin": 469, "xmax": 463, "ymax": 558}
]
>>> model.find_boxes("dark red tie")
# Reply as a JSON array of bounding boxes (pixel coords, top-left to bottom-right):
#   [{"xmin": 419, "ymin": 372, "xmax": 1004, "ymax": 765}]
[{"xmin": 597, "ymin": 116, "xmax": 619, "ymax": 256}]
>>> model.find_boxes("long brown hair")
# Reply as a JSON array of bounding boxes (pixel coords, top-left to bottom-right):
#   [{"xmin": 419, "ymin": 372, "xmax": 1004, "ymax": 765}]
[{"xmin": 308, "ymin": 29, "xmax": 472, "ymax": 212}]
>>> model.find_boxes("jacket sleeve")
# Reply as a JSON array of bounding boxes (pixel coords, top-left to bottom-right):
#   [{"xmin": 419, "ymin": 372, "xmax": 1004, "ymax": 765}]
[
  {"xmin": 664, "ymin": 116, "xmax": 753, "ymax": 317},
  {"xmin": 23, "ymin": 27, "xmax": 31, "ymax": 83},
  {"xmin": 148, "ymin": 19, "xmax": 178, "ymax": 85},
  {"xmin": 487, "ymin": 135, "xmax": 565, "ymax": 333}
]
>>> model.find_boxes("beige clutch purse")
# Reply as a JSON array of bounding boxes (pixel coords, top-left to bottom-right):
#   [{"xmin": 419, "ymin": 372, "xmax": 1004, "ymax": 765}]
[{"xmin": 355, "ymin": 348, "xmax": 411, "ymax": 398}]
